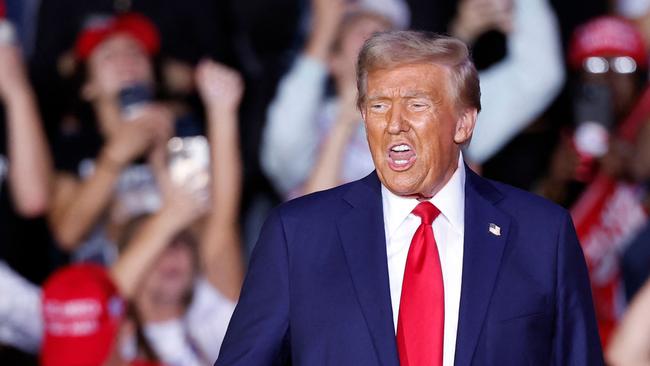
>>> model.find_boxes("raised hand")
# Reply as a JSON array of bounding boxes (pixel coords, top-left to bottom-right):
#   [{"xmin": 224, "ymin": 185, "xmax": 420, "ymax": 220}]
[
  {"xmin": 305, "ymin": 0, "xmax": 349, "ymax": 61},
  {"xmin": 103, "ymin": 104, "xmax": 174, "ymax": 169},
  {"xmin": 450, "ymin": 0, "xmax": 513, "ymax": 44},
  {"xmin": 195, "ymin": 59, "xmax": 244, "ymax": 116},
  {"xmin": 160, "ymin": 179, "xmax": 210, "ymax": 230},
  {"xmin": 0, "ymin": 44, "xmax": 30, "ymax": 101}
]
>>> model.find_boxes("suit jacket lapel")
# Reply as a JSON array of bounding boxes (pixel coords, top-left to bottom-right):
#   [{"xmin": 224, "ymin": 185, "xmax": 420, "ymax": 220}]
[
  {"xmin": 454, "ymin": 167, "xmax": 511, "ymax": 366},
  {"xmin": 337, "ymin": 172, "xmax": 400, "ymax": 366}
]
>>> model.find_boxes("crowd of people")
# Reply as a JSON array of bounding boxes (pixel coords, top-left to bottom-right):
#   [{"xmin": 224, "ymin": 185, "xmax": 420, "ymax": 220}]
[{"xmin": 1, "ymin": 0, "xmax": 650, "ymax": 364}]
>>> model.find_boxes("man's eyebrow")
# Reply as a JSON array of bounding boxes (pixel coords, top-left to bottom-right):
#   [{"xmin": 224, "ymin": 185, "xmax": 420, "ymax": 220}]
[
  {"xmin": 366, "ymin": 94, "xmax": 387, "ymax": 101},
  {"xmin": 367, "ymin": 91, "xmax": 431, "ymax": 100},
  {"xmin": 401, "ymin": 91, "xmax": 431, "ymax": 98}
]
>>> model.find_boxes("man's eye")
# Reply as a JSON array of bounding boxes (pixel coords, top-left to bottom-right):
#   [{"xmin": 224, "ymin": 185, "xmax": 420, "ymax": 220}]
[
  {"xmin": 371, "ymin": 104, "xmax": 387, "ymax": 112},
  {"xmin": 411, "ymin": 102, "xmax": 428, "ymax": 110}
]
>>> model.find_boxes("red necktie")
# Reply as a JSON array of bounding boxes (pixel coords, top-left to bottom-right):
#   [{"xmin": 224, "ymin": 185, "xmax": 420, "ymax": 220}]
[{"xmin": 397, "ymin": 201, "xmax": 444, "ymax": 366}]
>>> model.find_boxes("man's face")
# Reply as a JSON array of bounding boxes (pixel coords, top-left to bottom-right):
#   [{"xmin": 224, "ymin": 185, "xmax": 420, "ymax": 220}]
[
  {"xmin": 140, "ymin": 239, "xmax": 195, "ymax": 305},
  {"xmin": 362, "ymin": 63, "xmax": 476, "ymax": 198},
  {"xmin": 581, "ymin": 65, "xmax": 638, "ymax": 119}
]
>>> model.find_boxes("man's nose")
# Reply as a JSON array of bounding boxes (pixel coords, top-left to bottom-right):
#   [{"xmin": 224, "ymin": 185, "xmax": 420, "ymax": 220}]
[{"xmin": 387, "ymin": 103, "xmax": 409, "ymax": 134}]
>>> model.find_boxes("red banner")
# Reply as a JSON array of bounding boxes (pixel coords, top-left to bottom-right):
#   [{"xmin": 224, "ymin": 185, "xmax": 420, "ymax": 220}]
[
  {"xmin": 570, "ymin": 84, "xmax": 650, "ymax": 346},
  {"xmin": 571, "ymin": 175, "xmax": 647, "ymax": 345}
]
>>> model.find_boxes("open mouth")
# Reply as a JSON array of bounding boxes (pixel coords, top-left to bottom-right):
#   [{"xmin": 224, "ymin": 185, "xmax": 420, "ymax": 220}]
[{"xmin": 387, "ymin": 143, "xmax": 416, "ymax": 171}]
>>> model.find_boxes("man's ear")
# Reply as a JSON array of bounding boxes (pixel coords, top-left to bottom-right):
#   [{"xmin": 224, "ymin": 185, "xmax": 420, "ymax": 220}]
[{"xmin": 454, "ymin": 108, "xmax": 477, "ymax": 144}]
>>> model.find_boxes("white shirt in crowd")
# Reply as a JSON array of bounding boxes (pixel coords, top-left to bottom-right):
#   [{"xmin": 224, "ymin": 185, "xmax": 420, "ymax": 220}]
[
  {"xmin": 382, "ymin": 155, "xmax": 465, "ymax": 366},
  {"xmin": 0, "ymin": 261, "xmax": 43, "ymax": 353},
  {"xmin": 122, "ymin": 277, "xmax": 236, "ymax": 366}
]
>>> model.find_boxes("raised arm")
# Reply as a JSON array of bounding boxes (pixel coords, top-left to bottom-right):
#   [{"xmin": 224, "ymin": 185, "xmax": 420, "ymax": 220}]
[
  {"xmin": 302, "ymin": 84, "xmax": 360, "ymax": 194},
  {"xmin": 195, "ymin": 59, "xmax": 245, "ymax": 301},
  {"xmin": 0, "ymin": 44, "xmax": 52, "ymax": 217},
  {"xmin": 49, "ymin": 103, "xmax": 173, "ymax": 250},
  {"xmin": 450, "ymin": 0, "xmax": 513, "ymax": 46},
  {"xmin": 466, "ymin": 0, "xmax": 565, "ymax": 163},
  {"xmin": 110, "ymin": 183, "xmax": 207, "ymax": 299},
  {"xmin": 260, "ymin": 0, "xmax": 347, "ymax": 197}
]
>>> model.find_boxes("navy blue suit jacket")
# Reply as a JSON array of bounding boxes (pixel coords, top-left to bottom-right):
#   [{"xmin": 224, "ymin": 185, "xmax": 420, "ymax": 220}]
[{"xmin": 216, "ymin": 168, "xmax": 604, "ymax": 365}]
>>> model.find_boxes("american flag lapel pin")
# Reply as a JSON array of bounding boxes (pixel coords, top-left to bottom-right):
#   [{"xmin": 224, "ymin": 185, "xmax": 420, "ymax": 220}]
[{"xmin": 489, "ymin": 223, "xmax": 501, "ymax": 236}]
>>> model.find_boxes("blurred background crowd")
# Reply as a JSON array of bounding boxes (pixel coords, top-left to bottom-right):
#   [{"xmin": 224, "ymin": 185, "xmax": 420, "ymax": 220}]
[{"xmin": 2, "ymin": 0, "xmax": 650, "ymax": 364}]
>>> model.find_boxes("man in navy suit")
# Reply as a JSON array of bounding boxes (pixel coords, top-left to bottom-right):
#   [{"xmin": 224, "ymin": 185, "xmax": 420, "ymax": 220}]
[{"xmin": 216, "ymin": 31, "xmax": 603, "ymax": 365}]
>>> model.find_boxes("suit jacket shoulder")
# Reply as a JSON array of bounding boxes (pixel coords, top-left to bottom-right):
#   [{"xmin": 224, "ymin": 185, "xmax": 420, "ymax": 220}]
[
  {"xmin": 273, "ymin": 172, "xmax": 381, "ymax": 228},
  {"xmin": 276, "ymin": 181, "xmax": 355, "ymax": 219}
]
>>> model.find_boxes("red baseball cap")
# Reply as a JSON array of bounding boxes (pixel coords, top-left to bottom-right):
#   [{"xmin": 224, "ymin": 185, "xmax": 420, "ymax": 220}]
[
  {"xmin": 41, "ymin": 264, "xmax": 125, "ymax": 366},
  {"xmin": 569, "ymin": 16, "xmax": 648, "ymax": 70},
  {"xmin": 75, "ymin": 12, "xmax": 160, "ymax": 61}
]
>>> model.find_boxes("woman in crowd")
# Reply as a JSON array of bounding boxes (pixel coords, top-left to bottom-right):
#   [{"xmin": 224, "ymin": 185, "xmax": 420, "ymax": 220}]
[
  {"xmin": 110, "ymin": 59, "xmax": 245, "ymax": 365},
  {"xmin": 48, "ymin": 13, "xmax": 176, "ymax": 263},
  {"xmin": 38, "ymin": 59, "xmax": 245, "ymax": 366}
]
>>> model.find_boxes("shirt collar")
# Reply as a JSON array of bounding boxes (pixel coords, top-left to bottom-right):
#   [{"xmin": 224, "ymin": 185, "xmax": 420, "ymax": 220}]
[{"xmin": 382, "ymin": 153, "xmax": 466, "ymax": 240}]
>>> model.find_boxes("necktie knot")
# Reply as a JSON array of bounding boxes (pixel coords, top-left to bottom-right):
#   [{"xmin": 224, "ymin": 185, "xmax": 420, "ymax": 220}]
[{"xmin": 412, "ymin": 201, "xmax": 440, "ymax": 226}]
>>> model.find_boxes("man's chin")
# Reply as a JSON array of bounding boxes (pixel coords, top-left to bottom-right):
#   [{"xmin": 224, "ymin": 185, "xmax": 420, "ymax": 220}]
[{"xmin": 380, "ymin": 178, "xmax": 419, "ymax": 198}]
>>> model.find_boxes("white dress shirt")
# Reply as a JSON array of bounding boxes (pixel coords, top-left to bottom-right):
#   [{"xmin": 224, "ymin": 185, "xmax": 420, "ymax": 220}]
[
  {"xmin": 121, "ymin": 277, "xmax": 236, "ymax": 365},
  {"xmin": 382, "ymin": 155, "xmax": 465, "ymax": 366}
]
